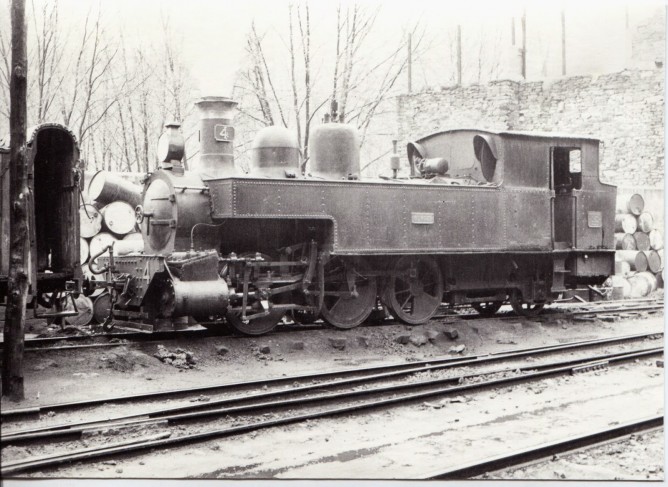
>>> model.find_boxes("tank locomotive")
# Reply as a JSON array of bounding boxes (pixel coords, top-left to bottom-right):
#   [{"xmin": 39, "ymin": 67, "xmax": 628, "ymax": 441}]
[{"xmin": 91, "ymin": 97, "xmax": 616, "ymax": 335}]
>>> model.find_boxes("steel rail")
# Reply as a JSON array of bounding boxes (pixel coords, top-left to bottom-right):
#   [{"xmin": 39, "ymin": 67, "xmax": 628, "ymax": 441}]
[
  {"xmin": 4, "ymin": 298, "xmax": 661, "ymax": 351},
  {"xmin": 3, "ymin": 346, "xmax": 661, "ymax": 445},
  {"xmin": 2, "ymin": 330, "xmax": 661, "ymax": 420},
  {"xmin": 568, "ymin": 305, "xmax": 664, "ymax": 315},
  {"xmin": 460, "ymin": 304, "xmax": 664, "ymax": 321},
  {"xmin": 418, "ymin": 415, "xmax": 664, "ymax": 479},
  {"xmin": 1, "ymin": 347, "xmax": 662, "ymax": 476}
]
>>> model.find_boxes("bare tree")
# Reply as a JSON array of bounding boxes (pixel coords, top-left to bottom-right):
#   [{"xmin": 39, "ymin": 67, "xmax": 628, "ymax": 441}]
[{"xmin": 30, "ymin": 0, "xmax": 66, "ymax": 123}]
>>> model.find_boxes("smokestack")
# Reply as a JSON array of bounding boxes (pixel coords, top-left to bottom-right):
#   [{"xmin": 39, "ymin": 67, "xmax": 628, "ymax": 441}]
[{"xmin": 195, "ymin": 96, "xmax": 238, "ymax": 179}]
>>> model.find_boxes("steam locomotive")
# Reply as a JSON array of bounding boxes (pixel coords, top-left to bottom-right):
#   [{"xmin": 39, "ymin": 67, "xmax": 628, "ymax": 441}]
[{"xmin": 90, "ymin": 96, "xmax": 616, "ymax": 335}]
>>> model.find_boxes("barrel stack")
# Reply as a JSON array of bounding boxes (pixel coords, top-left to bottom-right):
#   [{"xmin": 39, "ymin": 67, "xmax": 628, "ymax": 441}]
[
  {"xmin": 610, "ymin": 193, "xmax": 663, "ymax": 298},
  {"xmin": 80, "ymin": 170, "xmax": 146, "ymax": 324}
]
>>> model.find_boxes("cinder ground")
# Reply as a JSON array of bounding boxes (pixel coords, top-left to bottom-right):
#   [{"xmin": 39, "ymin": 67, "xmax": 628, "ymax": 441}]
[{"xmin": 0, "ymin": 301, "xmax": 664, "ymax": 480}]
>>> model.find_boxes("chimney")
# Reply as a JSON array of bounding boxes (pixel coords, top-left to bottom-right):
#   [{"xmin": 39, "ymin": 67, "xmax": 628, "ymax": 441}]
[{"xmin": 195, "ymin": 96, "xmax": 238, "ymax": 179}]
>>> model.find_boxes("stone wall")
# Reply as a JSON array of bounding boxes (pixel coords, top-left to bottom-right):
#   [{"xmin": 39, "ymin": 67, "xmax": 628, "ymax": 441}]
[{"xmin": 396, "ymin": 68, "xmax": 664, "ymax": 188}]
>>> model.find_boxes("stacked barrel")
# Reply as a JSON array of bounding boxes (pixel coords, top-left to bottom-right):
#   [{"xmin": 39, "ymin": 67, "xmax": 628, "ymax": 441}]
[
  {"xmin": 80, "ymin": 170, "xmax": 145, "ymax": 324},
  {"xmin": 608, "ymin": 193, "xmax": 664, "ymax": 298}
]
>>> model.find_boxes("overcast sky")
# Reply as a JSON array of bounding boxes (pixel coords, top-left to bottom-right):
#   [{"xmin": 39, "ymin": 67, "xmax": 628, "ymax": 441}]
[{"xmin": 37, "ymin": 0, "xmax": 665, "ymax": 96}]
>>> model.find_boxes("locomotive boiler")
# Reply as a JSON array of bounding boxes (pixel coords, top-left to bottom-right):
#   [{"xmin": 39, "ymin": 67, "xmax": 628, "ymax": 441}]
[{"xmin": 92, "ymin": 96, "xmax": 616, "ymax": 335}]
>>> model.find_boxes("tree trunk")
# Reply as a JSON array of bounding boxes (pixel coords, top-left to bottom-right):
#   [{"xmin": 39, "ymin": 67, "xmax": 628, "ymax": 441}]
[{"xmin": 3, "ymin": 0, "xmax": 28, "ymax": 401}]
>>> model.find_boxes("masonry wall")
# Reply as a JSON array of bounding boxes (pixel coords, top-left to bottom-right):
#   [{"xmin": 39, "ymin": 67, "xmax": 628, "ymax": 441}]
[{"xmin": 396, "ymin": 68, "xmax": 664, "ymax": 188}]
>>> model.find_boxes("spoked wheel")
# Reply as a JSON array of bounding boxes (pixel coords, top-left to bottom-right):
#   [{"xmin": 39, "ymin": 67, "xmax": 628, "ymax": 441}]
[
  {"xmin": 472, "ymin": 301, "xmax": 503, "ymax": 316},
  {"xmin": 383, "ymin": 255, "xmax": 443, "ymax": 325},
  {"xmin": 194, "ymin": 316, "xmax": 230, "ymax": 334},
  {"xmin": 291, "ymin": 309, "xmax": 319, "ymax": 325},
  {"xmin": 226, "ymin": 307, "xmax": 284, "ymax": 336},
  {"xmin": 510, "ymin": 291, "xmax": 545, "ymax": 317},
  {"xmin": 320, "ymin": 257, "xmax": 377, "ymax": 329},
  {"xmin": 225, "ymin": 252, "xmax": 286, "ymax": 336}
]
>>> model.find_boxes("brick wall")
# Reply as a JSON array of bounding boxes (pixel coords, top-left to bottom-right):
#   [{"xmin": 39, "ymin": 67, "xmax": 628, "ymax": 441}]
[{"xmin": 396, "ymin": 68, "xmax": 664, "ymax": 188}]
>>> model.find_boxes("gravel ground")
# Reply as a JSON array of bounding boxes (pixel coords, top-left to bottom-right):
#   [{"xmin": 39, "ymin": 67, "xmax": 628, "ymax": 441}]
[{"xmin": 0, "ymin": 302, "xmax": 664, "ymax": 480}]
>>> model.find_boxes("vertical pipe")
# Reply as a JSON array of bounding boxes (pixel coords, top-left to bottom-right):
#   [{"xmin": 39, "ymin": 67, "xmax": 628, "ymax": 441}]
[
  {"xmin": 3, "ymin": 0, "xmax": 27, "ymax": 401},
  {"xmin": 407, "ymin": 33, "xmax": 412, "ymax": 93},
  {"xmin": 521, "ymin": 9, "xmax": 527, "ymax": 79},
  {"xmin": 561, "ymin": 9, "xmax": 567, "ymax": 75},
  {"xmin": 457, "ymin": 25, "xmax": 462, "ymax": 86}
]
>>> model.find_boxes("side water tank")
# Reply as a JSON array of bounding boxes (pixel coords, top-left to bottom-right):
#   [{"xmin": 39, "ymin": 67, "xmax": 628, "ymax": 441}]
[
  {"xmin": 250, "ymin": 126, "xmax": 301, "ymax": 178},
  {"xmin": 308, "ymin": 123, "xmax": 360, "ymax": 179}
]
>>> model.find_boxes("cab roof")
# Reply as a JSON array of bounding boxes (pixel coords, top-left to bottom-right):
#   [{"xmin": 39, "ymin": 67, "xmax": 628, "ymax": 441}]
[{"xmin": 419, "ymin": 128, "xmax": 601, "ymax": 143}]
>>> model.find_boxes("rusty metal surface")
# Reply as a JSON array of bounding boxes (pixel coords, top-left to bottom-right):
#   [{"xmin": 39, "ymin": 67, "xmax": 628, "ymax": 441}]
[{"xmin": 1, "ymin": 124, "xmax": 80, "ymax": 295}]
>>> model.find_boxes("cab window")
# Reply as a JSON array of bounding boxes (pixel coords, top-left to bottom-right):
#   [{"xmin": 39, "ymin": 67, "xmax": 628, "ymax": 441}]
[{"xmin": 551, "ymin": 147, "xmax": 582, "ymax": 192}]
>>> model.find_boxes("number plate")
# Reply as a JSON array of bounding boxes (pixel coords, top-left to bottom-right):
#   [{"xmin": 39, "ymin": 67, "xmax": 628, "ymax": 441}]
[
  {"xmin": 214, "ymin": 124, "xmax": 235, "ymax": 142},
  {"xmin": 411, "ymin": 212, "xmax": 434, "ymax": 225},
  {"xmin": 588, "ymin": 211, "xmax": 602, "ymax": 228}
]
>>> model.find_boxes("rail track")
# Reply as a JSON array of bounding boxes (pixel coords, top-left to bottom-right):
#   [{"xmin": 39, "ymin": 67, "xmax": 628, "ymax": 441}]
[
  {"xmin": 1, "ymin": 331, "xmax": 662, "ymax": 475},
  {"xmin": 1, "ymin": 297, "xmax": 663, "ymax": 353},
  {"xmin": 419, "ymin": 415, "xmax": 664, "ymax": 479}
]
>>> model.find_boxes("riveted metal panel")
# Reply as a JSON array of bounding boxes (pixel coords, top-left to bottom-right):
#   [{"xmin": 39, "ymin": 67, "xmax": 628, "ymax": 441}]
[
  {"xmin": 575, "ymin": 184, "xmax": 616, "ymax": 249},
  {"xmin": 505, "ymin": 188, "xmax": 553, "ymax": 250},
  {"xmin": 207, "ymin": 178, "xmax": 553, "ymax": 254}
]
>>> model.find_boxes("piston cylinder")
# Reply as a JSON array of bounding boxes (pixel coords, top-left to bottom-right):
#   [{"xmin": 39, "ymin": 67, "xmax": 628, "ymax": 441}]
[
  {"xmin": 169, "ymin": 278, "xmax": 230, "ymax": 318},
  {"xmin": 195, "ymin": 96, "xmax": 239, "ymax": 179}
]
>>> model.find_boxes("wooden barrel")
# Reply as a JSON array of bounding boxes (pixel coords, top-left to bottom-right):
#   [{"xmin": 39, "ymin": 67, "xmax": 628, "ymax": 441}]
[
  {"xmin": 92, "ymin": 292, "xmax": 112, "ymax": 324},
  {"xmin": 633, "ymin": 231, "xmax": 651, "ymax": 251},
  {"xmin": 625, "ymin": 193, "xmax": 645, "ymax": 216},
  {"xmin": 605, "ymin": 275, "xmax": 631, "ymax": 298},
  {"xmin": 644, "ymin": 250, "xmax": 662, "ymax": 273},
  {"xmin": 88, "ymin": 170, "xmax": 142, "ymax": 207},
  {"xmin": 628, "ymin": 273, "xmax": 651, "ymax": 298},
  {"xmin": 79, "ymin": 204, "xmax": 103, "ymax": 238},
  {"xmin": 80, "ymin": 237, "xmax": 89, "ymax": 264},
  {"xmin": 648, "ymin": 229, "xmax": 664, "ymax": 250},
  {"xmin": 89, "ymin": 232, "xmax": 118, "ymax": 261},
  {"xmin": 114, "ymin": 238, "xmax": 144, "ymax": 256},
  {"xmin": 656, "ymin": 270, "xmax": 664, "ymax": 289},
  {"xmin": 637, "ymin": 212, "xmax": 654, "ymax": 233},
  {"xmin": 635, "ymin": 271, "xmax": 658, "ymax": 293},
  {"xmin": 616, "ymin": 250, "xmax": 648, "ymax": 272},
  {"xmin": 657, "ymin": 249, "xmax": 664, "ymax": 271},
  {"xmin": 123, "ymin": 232, "xmax": 143, "ymax": 241},
  {"xmin": 614, "ymin": 260, "xmax": 631, "ymax": 276},
  {"xmin": 614, "ymin": 233, "xmax": 636, "ymax": 250},
  {"xmin": 62, "ymin": 295, "xmax": 94, "ymax": 327},
  {"xmin": 614, "ymin": 214, "xmax": 637, "ymax": 234},
  {"xmin": 101, "ymin": 201, "xmax": 137, "ymax": 236}
]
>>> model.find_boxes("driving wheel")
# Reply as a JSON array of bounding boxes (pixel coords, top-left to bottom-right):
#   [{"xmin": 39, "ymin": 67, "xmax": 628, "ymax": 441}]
[
  {"xmin": 510, "ymin": 291, "xmax": 545, "ymax": 317},
  {"xmin": 320, "ymin": 257, "xmax": 377, "ymax": 329},
  {"xmin": 225, "ymin": 252, "xmax": 285, "ymax": 336},
  {"xmin": 383, "ymin": 255, "xmax": 443, "ymax": 325},
  {"xmin": 226, "ymin": 306, "xmax": 284, "ymax": 335},
  {"xmin": 472, "ymin": 301, "xmax": 503, "ymax": 316}
]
